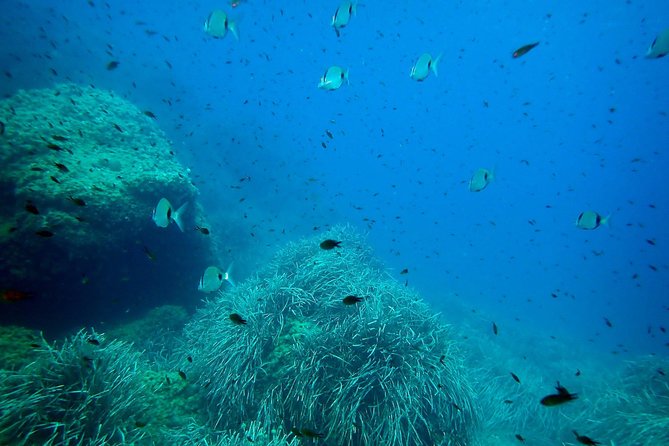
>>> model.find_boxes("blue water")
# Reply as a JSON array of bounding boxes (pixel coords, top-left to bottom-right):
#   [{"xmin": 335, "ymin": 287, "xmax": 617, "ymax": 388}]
[{"xmin": 1, "ymin": 0, "xmax": 667, "ymax": 358}]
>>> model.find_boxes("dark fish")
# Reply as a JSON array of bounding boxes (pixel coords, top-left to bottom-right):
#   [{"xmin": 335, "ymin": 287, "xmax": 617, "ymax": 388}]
[
  {"xmin": 515, "ymin": 434, "xmax": 525, "ymax": 443},
  {"xmin": 604, "ymin": 317, "xmax": 612, "ymax": 328},
  {"xmin": 87, "ymin": 337, "xmax": 100, "ymax": 346},
  {"xmin": 1, "ymin": 289, "xmax": 32, "ymax": 302},
  {"xmin": 165, "ymin": 376, "xmax": 171, "ymax": 384},
  {"xmin": 68, "ymin": 196, "xmax": 86, "ymax": 206},
  {"xmin": 573, "ymin": 430, "xmax": 601, "ymax": 445},
  {"xmin": 290, "ymin": 428, "xmax": 303, "ymax": 438},
  {"xmin": 540, "ymin": 382, "xmax": 578, "ymax": 406},
  {"xmin": 187, "ymin": 355, "xmax": 193, "ymax": 363},
  {"xmin": 510, "ymin": 372, "xmax": 521, "ymax": 383},
  {"xmin": 178, "ymin": 370, "xmax": 187, "ymax": 380},
  {"xmin": 229, "ymin": 313, "xmax": 247, "ymax": 325},
  {"xmin": 300, "ymin": 429, "xmax": 324, "ymax": 439},
  {"xmin": 195, "ymin": 226, "xmax": 210, "ymax": 235},
  {"xmin": 0, "ymin": 121, "xmax": 4, "ymax": 135},
  {"xmin": 112, "ymin": 123, "xmax": 123, "ymax": 132},
  {"xmin": 50, "ymin": 176, "xmax": 61, "ymax": 184},
  {"xmin": 492, "ymin": 322, "xmax": 498, "ymax": 335},
  {"xmin": 106, "ymin": 61, "xmax": 120, "ymax": 70},
  {"xmin": 320, "ymin": 239, "xmax": 342, "ymax": 250},
  {"xmin": 512, "ymin": 42, "xmax": 539, "ymax": 58},
  {"xmin": 35, "ymin": 230, "xmax": 54, "ymax": 237},
  {"xmin": 400, "ymin": 268, "xmax": 409, "ymax": 274},
  {"xmin": 503, "ymin": 399, "xmax": 513, "ymax": 404},
  {"xmin": 134, "ymin": 420, "xmax": 148, "ymax": 428},
  {"xmin": 25, "ymin": 201, "xmax": 39, "ymax": 215},
  {"xmin": 52, "ymin": 135, "xmax": 68, "ymax": 141},
  {"xmin": 342, "ymin": 295, "xmax": 363, "ymax": 305},
  {"xmin": 575, "ymin": 369, "xmax": 581, "ymax": 376},
  {"xmin": 439, "ymin": 354, "xmax": 446, "ymax": 365},
  {"xmin": 143, "ymin": 245, "xmax": 156, "ymax": 261},
  {"xmin": 30, "ymin": 167, "xmax": 45, "ymax": 171},
  {"xmin": 143, "ymin": 110, "xmax": 156, "ymax": 118},
  {"xmin": 54, "ymin": 162, "xmax": 69, "ymax": 173},
  {"xmin": 47, "ymin": 143, "xmax": 64, "ymax": 151}
]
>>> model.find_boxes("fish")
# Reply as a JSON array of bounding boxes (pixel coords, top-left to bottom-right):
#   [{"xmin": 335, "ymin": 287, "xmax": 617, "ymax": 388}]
[
  {"xmin": 492, "ymin": 322, "xmax": 498, "ymax": 335},
  {"xmin": 1, "ymin": 289, "xmax": 32, "ymax": 302},
  {"xmin": 331, "ymin": 1, "xmax": 356, "ymax": 37},
  {"xmin": 50, "ymin": 176, "xmax": 60, "ymax": 184},
  {"xmin": 512, "ymin": 42, "xmax": 539, "ymax": 58},
  {"xmin": 52, "ymin": 135, "xmax": 68, "ymax": 141},
  {"xmin": 25, "ymin": 201, "xmax": 39, "ymax": 215},
  {"xmin": 87, "ymin": 337, "xmax": 100, "ymax": 346},
  {"xmin": 0, "ymin": 121, "xmax": 4, "ymax": 135},
  {"xmin": 318, "ymin": 66, "xmax": 349, "ymax": 91},
  {"xmin": 342, "ymin": 295, "xmax": 363, "ymax": 305},
  {"xmin": 203, "ymin": 10, "xmax": 239, "ymax": 40},
  {"xmin": 198, "ymin": 265, "xmax": 235, "ymax": 293},
  {"xmin": 510, "ymin": 372, "xmax": 521, "ymax": 383},
  {"xmin": 469, "ymin": 168, "xmax": 494, "ymax": 192},
  {"xmin": 35, "ymin": 230, "xmax": 54, "ymax": 237},
  {"xmin": 68, "ymin": 196, "xmax": 86, "ymax": 206},
  {"xmin": 106, "ymin": 60, "xmax": 120, "ymax": 70},
  {"xmin": 299, "ymin": 429, "xmax": 324, "ymax": 439},
  {"xmin": 604, "ymin": 317, "xmax": 613, "ymax": 328},
  {"xmin": 572, "ymin": 430, "xmax": 601, "ymax": 445},
  {"xmin": 195, "ymin": 226, "xmax": 210, "ymax": 235},
  {"xmin": 646, "ymin": 28, "xmax": 669, "ymax": 59},
  {"xmin": 178, "ymin": 370, "xmax": 187, "ymax": 380},
  {"xmin": 152, "ymin": 198, "xmax": 188, "ymax": 231},
  {"xmin": 143, "ymin": 110, "xmax": 156, "ymax": 119},
  {"xmin": 46, "ymin": 143, "xmax": 64, "ymax": 151},
  {"xmin": 400, "ymin": 268, "xmax": 409, "ymax": 274},
  {"xmin": 540, "ymin": 382, "xmax": 578, "ymax": 406},
  {"xmin": 187, "ymin": 355, "xmax": 193, "ymax": 363},
  {"xmin": 320, "ymin": 239, "xmax": 342, "ymax": 250},
  {"xmin": 229, "ymin": 313, "xmax": 247, "ymax": 325},
  {"xmin": 410, "ymin": 53, "xmax": 441, "ymax": 81},
  {"xmin": 112, "ymin": 123, "xmax": 123, "ymax": 132},
  {"xmin": 54, "ymin": 162, "xmax": 69, "ymax": 173},
  {"xmin": 143, "ymin": 245, "xmax": 156, "ymax": 261},
  {"xmin": 515, "ymin": 434, "xmax": 525, "ymax": 443},
  {"xmin": 575, "ymin": 211, "xmax": 609, "ymax": 230}
]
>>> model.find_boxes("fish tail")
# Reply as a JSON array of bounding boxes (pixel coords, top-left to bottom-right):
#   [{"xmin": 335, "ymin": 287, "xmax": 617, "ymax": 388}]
[
  {"xmin": 172, "ymin": 202, "xmax": 188, "ymax": 232},
  {"xmin": 601, "ymin": 214, "xmax": 611, "ymax": 227},
  {"xmin": 344, "ymin": 69, "xmax": 350, "ymax": 85},
  {"xmin": 431, "ymin": 53, "xmax": 442, "ymax": 77},
  {"xmin": 229, "ymin": 20, "xmax": 239, "ymax": 40},
  {"xmin": 224, "ymin": 263, "xmax": 236, "ymax": 287}
]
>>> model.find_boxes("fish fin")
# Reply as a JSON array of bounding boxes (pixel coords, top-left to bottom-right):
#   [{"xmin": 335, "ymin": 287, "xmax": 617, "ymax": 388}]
[
  {"xmin": 229, "ymin": 20, "xmax": 239, "ymax": 40},
  {"xmin": 224, "ymin": 263, "xmax": 236, "ymax": 287},
  {"xmin": 601, "ymin": 214, "xmax": 611, "ymax": 227},
  {"xmin": 172, "ymin": 202, "xmax": 188, "ymax": 232},
  {"xmin": 431, "ymin": 53, "xmax": 442, "ymax": 77}
]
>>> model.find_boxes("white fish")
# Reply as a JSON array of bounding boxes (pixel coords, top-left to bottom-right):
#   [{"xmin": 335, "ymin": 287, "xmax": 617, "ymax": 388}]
[
  {"xmin": 410, "ymin": 53, "xmax": 441, "ymax": 81},
  {"xmin": 318, "ymin": 66, "xmax": 349, "ymax": 91},
  {"xmin": 152, "ymin": 198, "xmax": 187, "ymax": 231},
  {"xmin": 576, "ymin": 211, "xmax": 609, "ymax": 230},
  {"xmin": 204, "ymin": 10, "xmax": 239, "ymax": 40},
  {"xmin": 469, "ymin": 168, "xmax": 494, "ymax": 192},
  {"xmin": 332, "ymin": 1, "xmax": 356, "ymax": 37},
  {"xmin": 198, "ymin": 264, "xmax": 235, "ymax": 293},
  {"xmin": 646, "ymin": 28, "xmax": 669, "ymax": 59}
]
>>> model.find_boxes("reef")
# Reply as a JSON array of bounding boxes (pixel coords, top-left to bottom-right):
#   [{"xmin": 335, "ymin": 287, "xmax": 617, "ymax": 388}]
[{"xmin": 0, "ymin": 83, "xmax": 216, "ymax": 331}]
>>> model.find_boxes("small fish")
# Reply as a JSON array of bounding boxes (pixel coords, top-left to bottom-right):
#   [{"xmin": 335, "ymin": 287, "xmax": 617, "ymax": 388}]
[
  {"xmin": 320, "ymin": 239, "xmax": 342, "ymax": 250},
  {"xmin": 575, "ymin": 369, "xmax": 581, "ymax": 377},
  {"xmin": 576, "ymin": 211, "xmax": 609, "ymax": 230},
  {"xmin": 68, "ymin": 196, "xmax": 86, "ymax": 206},
  {"xmin": 515, "ymin": 434, "xmax": 525, "ymax": 443},
  {"xmin": 300, "ymin": 429, "xmax": 324, "ymax": 439},
  {"xmin": 540, "ymin": 382, "xmax": 578, "ymax": 406},
  {"xmin": 604, "ymin": 317, "xmax": 613, "ymax": 328},
  {"xmin": 50, "ymin": 176, "xmax": 61, "ymax": 184},
  {"xmin": 106, "ymin": 60, "xmax": 120, "ymax": 70},
  {"xmin": 87, "ymin": 337, "xmax": 100, "ymax": 346},
  {"xmin": 187, "ymin": 355, "xmax": 193, "ymax": 363},
  {"xmin": 318, "ymin": 66, "xmax": 349, "ymax": 91},
  {"xmin": 195, "ymin": 226, "xmax": 210, "ymax": 235},
  {"xmin": 512, "ymin": 42, "xmax": 540, "ymax": 58},
  {"xmin": 0, "ymin": 121, "xmax": 4, "ymax": 135},
  {"xmin": 198, "ymin": 264, "xmax": 235, "ymax": 293},
  {"xmin": 469, "ymin": 168, "xmax": 494, "ymax": 192},
  {"xmin": 229, "ymin": 313, "xmax": 247, "ymax": 325},
  {"xmin": 510, "ymin": 372, "xmax": 521, "ymax": 383},
  {"xmin": 572, "ymin": 430, "xmax": 601, "ymax": 445},
  {"xmin": 54, "ymin": 162, "xmax": 69, "ymax": 173},
  {"xmin": 492, "ymin": 322, "xmax": 498, "ymax": 335},
  {"xmin": 112, "ymin": 123, "xmax": 123, "ymax": 132},
  {"xmin": 25, "ymin": 201, "xmax": 39, "ymax": 215},
  {"xmin": 152, "ymin": 198, "xmax": 187, "ymax": 231},
  {"xmin": 178, "ymin": 370, "xmax": 187, "ymax": 380},
  {"xmin": 410, "ymin": 53, "xmax": 441, "ymax": 81},
  {"xmin": 143, "ymin": 245, "xmax": 156, "ymax": 261},
  {"xmin": 203, "ymin": 10, "xmax": 239, "ymax": 40},
  {"xmin": 35, "ymin": 230, "xmax": 54, "ymax": 237},
  {"xmin": 52, "ymin": 135, "xmax": 68, "ymax": 141},
  {"xmin": 400, "ymin": 268, "xmax": 409, "ymax": 275},
  {"xmin": 1, "ymin": 289, "xmax": 32, "ymax": 302},
  {"xmin": 342, "ymin": 295, "xmax": 363, "ymax": 305},
  {"xmin": 143, "ymin": 110, "xmax": 156, "ymax": 119},
  {"xmin": 331, "ymin": 1, "xmax": 356, "ymax": 37},
  {"xmin": 439, "ymin": 354, "xmax": 446, "ymax": 365},
  {"xmin": 46, "ymin": 143, "xmax": 64, "ymax": 151},
  {"xmin": 646, "ymin": 28, "xmax": 669, "ymax": 59},
  {"xmin": 134, "ymin": 420, "xmax": 148, "ymax": 428}
]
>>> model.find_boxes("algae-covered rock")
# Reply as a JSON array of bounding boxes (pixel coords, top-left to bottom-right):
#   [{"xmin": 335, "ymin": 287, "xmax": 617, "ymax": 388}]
[{"xmin": 0, "ymin": 83, "xmax": 215, "ymax": 332}]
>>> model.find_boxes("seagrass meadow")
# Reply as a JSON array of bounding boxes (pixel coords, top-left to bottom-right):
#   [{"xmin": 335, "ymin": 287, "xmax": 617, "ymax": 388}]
[{"xmin": 1, "ymin": 227, "xmax": 668, "ymax": 445}]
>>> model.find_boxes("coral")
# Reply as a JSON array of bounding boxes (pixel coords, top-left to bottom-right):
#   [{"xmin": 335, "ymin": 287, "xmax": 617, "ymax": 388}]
[
  {"xmin": 0, "ymin": 329, "xmax": 148, "ymax": 445},
  {"xmin": 181, "ymin": 225, "xmax": 477, "ymax": 445}
]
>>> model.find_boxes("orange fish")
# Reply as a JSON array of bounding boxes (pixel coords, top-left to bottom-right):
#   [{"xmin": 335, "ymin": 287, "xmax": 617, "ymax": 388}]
[{"xmin": 1, "ymin": 289, "xmax": 32, "ymax": 302}]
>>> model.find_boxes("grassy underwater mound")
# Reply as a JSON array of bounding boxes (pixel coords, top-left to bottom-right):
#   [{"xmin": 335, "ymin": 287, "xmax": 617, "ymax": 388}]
[{"xmin": 179, "ymin": 225, "xmax": 477, "ymax": 445}]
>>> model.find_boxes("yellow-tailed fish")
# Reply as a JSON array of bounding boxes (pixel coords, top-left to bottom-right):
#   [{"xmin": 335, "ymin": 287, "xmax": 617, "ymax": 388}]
[
  {"xmin": 468, "ymin": 168, "xmax": 494, "ymax": 192},
  {"xmin": 198, "ymin": 264, "xmax": 235, "ymax": 293},
  {"xmin": 575, "ymin": 211, "xmax": 609, "ymax": 230},
  {"xmin": 152, "ymin": 198, "xmax": 188, "ymax": 232},
  {"xmin": 410, "ymin": 53, "xmax": 441, "ymax": 81},
  {"xmin": 318, "ymin": 66, "xmax": 349, "ymax": 91},
  {"xmin": 204, "ymin": 10, "xmax": 238, "ymax": 40},
  {"xmin": 332, "ymin": 1, "xmax": 356, "ymax": 37},
  {"xmin": 646, "ymin": 28, "xmax": 669, "ymax": 59}
]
